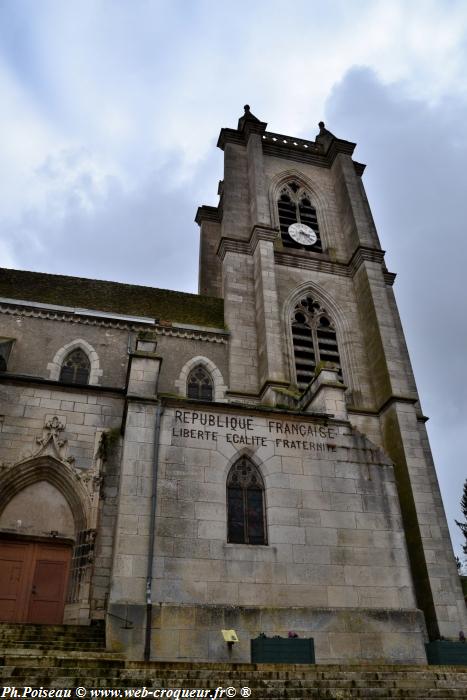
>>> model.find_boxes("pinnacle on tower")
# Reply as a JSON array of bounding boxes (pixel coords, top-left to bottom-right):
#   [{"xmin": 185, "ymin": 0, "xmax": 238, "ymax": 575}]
[{"xmin": 237, "ymin": 105, "xmax": 266, "ymax": 134}]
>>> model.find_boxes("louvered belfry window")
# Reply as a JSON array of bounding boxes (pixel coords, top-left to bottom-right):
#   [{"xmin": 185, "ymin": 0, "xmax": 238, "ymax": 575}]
[
  {"xmin": 278, "ymin": 182, "xmax": 322, "ymax": 252},
  {"xmin": 291, "ymin": 295, "xmax": 342, "ymax": 391},
  {"xmin": 187, "ymin": 365, "xmax": 213, "ymax": 401},
  {"xmin": 227, "ymin": 457, "xmax": 266, "ymax": 545},
  {"xmin": 59, "ymin": 348, "xmax": 90, "ymax": 385}
]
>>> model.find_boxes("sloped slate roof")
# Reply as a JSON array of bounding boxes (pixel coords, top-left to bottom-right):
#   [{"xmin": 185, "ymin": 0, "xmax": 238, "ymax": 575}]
[{"xmin": 0, "ymin": 268, "xmax": 225, "ymax": 328}]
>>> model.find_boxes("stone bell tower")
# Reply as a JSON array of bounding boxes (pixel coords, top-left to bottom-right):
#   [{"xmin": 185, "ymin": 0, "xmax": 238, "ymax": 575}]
[{"xmin": 196, "ymin": 105, "xmax": 467, "ymax": 643}]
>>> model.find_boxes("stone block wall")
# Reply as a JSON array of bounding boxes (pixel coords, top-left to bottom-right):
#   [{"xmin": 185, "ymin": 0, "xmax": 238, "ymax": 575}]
[
  {"xmin": 0, "ymin": 313, "xmax": 129, "ymax": 387},
  {"xmin": 108, "ymin": 400, "xmax": 427, "ymax": 661},
  {"xmin": 152, "ymin": 405, "xmax": 415, "ymax": 610},
  {"xmin": 147, "ymin": 604, "xmax": 427, "ymax": 664},
  {"xmin": 0, "ymin": 383, "xmax": 123, "ymax": 470}
]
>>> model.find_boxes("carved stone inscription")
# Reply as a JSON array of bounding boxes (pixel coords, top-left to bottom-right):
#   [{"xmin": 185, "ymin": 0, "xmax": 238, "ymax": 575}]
[
  {"xmin": 268, "ymin": 420, "xmax": 337, "ymax": 452},
  {"xmin": 172, "ymin": 409, "xmax": 265, "ymax": 445},
  {"xmin": 172, "ymin": 409, "xmax": 338, "ymax": 452}
]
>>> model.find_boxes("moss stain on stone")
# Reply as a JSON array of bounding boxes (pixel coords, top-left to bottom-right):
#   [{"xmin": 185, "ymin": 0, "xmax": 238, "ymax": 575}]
[{"xmin": 0, "ymin": 268, "xmax": 225, "ymax": 329}]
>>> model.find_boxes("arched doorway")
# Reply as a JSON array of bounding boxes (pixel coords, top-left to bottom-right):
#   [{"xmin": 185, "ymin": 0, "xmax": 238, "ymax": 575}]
[{"xmin": 0, "ymin": 457, "xmax": 90, "ymax": 624}]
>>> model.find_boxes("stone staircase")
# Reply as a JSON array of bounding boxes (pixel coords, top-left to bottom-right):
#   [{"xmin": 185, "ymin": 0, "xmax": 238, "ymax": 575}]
[
  {"xmin": 1, "ymin": 623, "xmax": 467, "ymax": 698},
  {"xmin": 0, "ymin": 622, "xmax": 106, "ymax": 651}
]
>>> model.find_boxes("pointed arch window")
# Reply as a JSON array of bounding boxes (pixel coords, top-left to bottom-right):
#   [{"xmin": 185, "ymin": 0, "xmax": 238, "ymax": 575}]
[
  {"xmin": 291, "ymin": 295, "xmax": 342, "ymax": 391},
  {"xmin": 227, "ymin": 457, "xmax": 267, "ymax": 545},
  {"xmin": 187, "ymin": 365, "xmax": 213, "ymax": 401},
  {"xmin": 278, "ymin": 182, "xmax": 322, "ymax": 252},
  {"xmin": 59, "ymin": 348, "xmax": 90, "ymax": 385}
]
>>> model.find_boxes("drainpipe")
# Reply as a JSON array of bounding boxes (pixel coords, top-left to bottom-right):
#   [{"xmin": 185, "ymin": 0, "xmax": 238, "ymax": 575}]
[{"xmin": 144, "ymin": 402, "xmax": 164, "ymax": 661}]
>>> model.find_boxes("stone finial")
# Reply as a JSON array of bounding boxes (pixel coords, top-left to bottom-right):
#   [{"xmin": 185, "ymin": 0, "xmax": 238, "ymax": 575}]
[
  {"xmin": 237, "ymin": 104, "xmax": 263, "ymax": 132},
  {"xmin": 240, "ymin": 104, "xmax": 260, "ymax": 122},
  {"xmin": 316, "ymin": 120, "xmax": 336, "ymax": 153},
  {"xmin": 318, "ymin": 121, "xmax": 334, "ymax": 136}
]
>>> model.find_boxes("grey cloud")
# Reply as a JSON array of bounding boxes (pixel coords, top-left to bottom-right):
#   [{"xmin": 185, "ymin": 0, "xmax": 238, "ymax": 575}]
[
  {"xmin": 326, "ymin": 67, "xmax": 467, "ymax": 555},
  {"xmin": 2, "ymin": 145, "xmax": 222, "ymax": 293}
]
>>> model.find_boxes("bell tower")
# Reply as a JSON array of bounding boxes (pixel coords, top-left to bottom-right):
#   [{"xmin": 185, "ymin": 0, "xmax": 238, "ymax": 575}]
[{"xmin": 196, "ymin": 106, "xmax": 467, "ymax": 642}]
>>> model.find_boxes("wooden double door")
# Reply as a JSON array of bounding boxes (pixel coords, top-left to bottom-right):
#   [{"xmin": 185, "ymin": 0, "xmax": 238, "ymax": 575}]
[{"xmin": 0, "ymin": 539, "xmax": 72, "ymax": 624}]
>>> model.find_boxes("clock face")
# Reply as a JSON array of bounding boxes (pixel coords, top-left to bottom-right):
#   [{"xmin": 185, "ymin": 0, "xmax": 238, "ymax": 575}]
[{"xmin": 288, "ymin": 222, "xmax": 318, "ymax": 247}]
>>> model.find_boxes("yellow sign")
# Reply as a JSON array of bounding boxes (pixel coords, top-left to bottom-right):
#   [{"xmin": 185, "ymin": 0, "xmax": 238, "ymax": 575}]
[{"xmin": 221, "ymin": 629, "xmax": 239, "ymax": 643}]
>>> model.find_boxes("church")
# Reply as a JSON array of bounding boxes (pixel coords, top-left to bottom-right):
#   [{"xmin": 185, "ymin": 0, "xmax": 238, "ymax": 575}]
[{"xmin": 0, "ymin": 106, "xmax": 465, "ymax": 665}]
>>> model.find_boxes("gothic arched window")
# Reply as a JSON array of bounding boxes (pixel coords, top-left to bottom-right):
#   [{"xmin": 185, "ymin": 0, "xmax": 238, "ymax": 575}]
[
  {"xmin": 59, "ymin": 348, "xmax": 90, "ymax": 385},
  {"xmin": 278, "ymin": 182, "xmax": 322, "ymax": 252},
  {"xmin": 187, "ymin": 365, "xmax": 213, "ymax": 401},
  {"xmin": 227, "ymin": 457, "xmax": 266, "ymax": 545},
  {"xmin": 291, "ymin": 295, "xmax": 342, "ymax": 391}
]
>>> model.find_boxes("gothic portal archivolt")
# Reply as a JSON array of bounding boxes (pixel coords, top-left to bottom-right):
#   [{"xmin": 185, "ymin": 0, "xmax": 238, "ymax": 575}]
[{"xmin": 0, "ymin": 456, "xmax": 92, "ymax": 624}]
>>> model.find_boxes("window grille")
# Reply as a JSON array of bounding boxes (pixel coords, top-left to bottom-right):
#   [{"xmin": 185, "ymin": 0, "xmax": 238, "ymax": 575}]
[
  {"xmin": 227, "ymin": 457, "xmax": 266, "ymax": 545},
  {"xmin": 59, "ymin": 348, "xmax": 90, "ymax": 385},
  {"xmin": 187, "ymin": 365, "xmax": 213, "ymax": 401},
  {"xmin": 278, "ymin": 182, "xmax": 322, "ymax": 252},
  {"xmin": 291, "ymin": 295, "xmax": 342, "ymax": 391},
  {"xmin": 67, "ymin": 529, "xmax": 96, "ymax": 603}
]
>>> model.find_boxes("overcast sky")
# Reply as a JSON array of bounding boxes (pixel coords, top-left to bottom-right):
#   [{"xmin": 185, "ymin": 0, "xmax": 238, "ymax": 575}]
[{"xmin": 1, "ymin": 0, "xmax": 466, "ymax": 558}]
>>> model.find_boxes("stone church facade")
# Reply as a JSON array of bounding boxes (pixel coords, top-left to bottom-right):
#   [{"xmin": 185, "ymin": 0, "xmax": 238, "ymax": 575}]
[{"xmin": 0, "ymin": 107, "xmax": 465, "ymax": 664}]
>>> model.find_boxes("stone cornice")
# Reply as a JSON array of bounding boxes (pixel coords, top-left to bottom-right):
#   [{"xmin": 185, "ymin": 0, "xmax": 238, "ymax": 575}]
[
  {"xmin": 354, "ymin": 161, "xmax": 366, "ymax": 176},
  {"xmin": 262, "ymin": 131, "xmax": 322, "ymax": 154},
  {"xmin": 195, "ymin": 205, "xmax": 222, "ymax": 226},
  {"xmin": 347, "ymin": 394, "xmax": 421, "ymax": 417},
  {"xmin": 217, "ymin": 238, "xmax": 251, "ymax": 261},
  {"xmin": 249, "ymin": 224, "xmax": 278, "ymax": 253},
  {"xmin": 217, "ymin": 128, "xmax": 245, "ymax": 150},
  {"xmin": 217, "ymin": 127, "xmax": 361, "ymax": 172},
  {"xmin": 377, "ymin": 394, "xmax": 420, "ymax": 415},
  {"xmin": 0, "ymin": 300, "xmax": 152, "ymax": 330},
  {"xmin": 262, "ymin": 143, "xmax": 328, "ymax": 167},
  {"xmin": 220, "ymin": 241, "xmax": 396, "ymax": 285},
  {"xmin": 326, "ymin": 138, "xmax": 357, "ymax": 161},
  {"xmin": 217, "ymin": 225, "xmax": 279, "ymax": 260},
  {"xmin": 156, "ymin": 325, "xmax": 228, "ymax": 344},
  {"xmin": 383, "ymin": 271, "xmax": 397, "ymax": 286},
  {"xmin": 0, "ymin": 300, "xmax": 228, "ymax": 343},
  {"xmin": 262, "ymin": 133, "xmax": 358, "ymax": 169},
  {"xmin": 240, "ymin": 120, "xmax": 268, "ymax": 140},
  {"xmin": 274, "ymin": 251, "xmax": 349, "ymax": 277},
  {"xmin": 348, "ymin": 247, "xmax": 397, "ymax": 285},
  {"xmin": 348, "ymin": 246, "xmax": 386, "ymax": 275},
  {"xmin": 0, "ymin": 297, "xmax": 156, "ymax": 328}
]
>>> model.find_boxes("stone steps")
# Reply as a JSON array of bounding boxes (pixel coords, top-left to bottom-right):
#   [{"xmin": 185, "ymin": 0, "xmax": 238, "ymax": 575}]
[
  {"xmin": 1, "ymin": 623, "xmax": 467, "ymax": 698},
  {"xmin": 0, "ymin": 644, "xmax": 105, "ymax": 651},
  {"xmin": 2, "ymin": 663, "xmax": 466, "ymax": 677},
  {"xmin": 0, "ymin": 629, "xmax": 103, "ymax": 635},
  {"xmin": 2, "ymin": 663, "xmax": 467, "ymax": 695},
  {"xmin": 0, "ymin": 683, "xmax": 465, "ymax": 699},
  {"xmin": 2, "ymin": 672, "xmax": 466, "ymax": 688},
  {"xmin": 0, "ymin": 636, "xmax": 104, "ymax": 643},
  {"xmin": 0, "ymin": 624, "xmax": 104, "ymax": 647}
]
